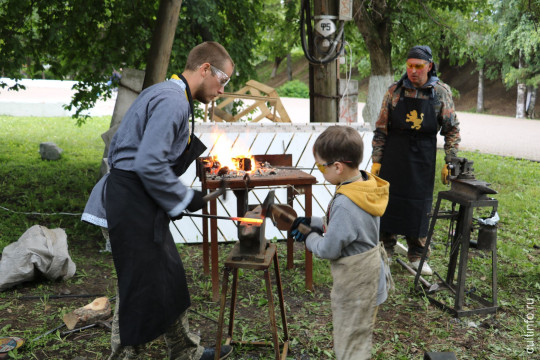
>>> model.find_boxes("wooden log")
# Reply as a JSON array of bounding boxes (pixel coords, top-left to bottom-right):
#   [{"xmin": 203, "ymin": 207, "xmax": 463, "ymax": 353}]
[{"xmin": 63, "ymin": 297, "xmax": 112, "ymax": 330}]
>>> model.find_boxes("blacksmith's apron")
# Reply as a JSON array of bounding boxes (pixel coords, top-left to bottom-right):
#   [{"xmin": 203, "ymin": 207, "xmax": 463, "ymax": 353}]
[
  {"xmin": 106, "ymin": 75, "xmax": 206, "ymax": 346},
  {"xmin": 331, "ymin": 244, "xmax": 383, "ymax": 360},
  {"xmin": 379, "ymin": 87, "xmax": 437, "ymax": 238}
]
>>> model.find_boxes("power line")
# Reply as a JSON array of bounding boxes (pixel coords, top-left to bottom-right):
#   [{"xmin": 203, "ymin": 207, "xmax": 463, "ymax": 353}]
[{"xmin": 0, "ymin": 205, "xmax": 81, "ymax": 216}]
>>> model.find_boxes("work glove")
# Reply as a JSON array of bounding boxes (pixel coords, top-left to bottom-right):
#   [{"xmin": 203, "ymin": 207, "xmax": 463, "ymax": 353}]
[
  {"xmin": 441, "ymin": 163, "xmax": 450, "ymax": 185},
  {"xmin": 186, "ymin": 190, "xmax": 205, "ymax": 212},
  {"xmin": 371, "ymin": 162, "xmax": 381, "ymax": 176},
  {"xmin": 290, "ymin": 217, "xmax": 312, "ymax": 242}
]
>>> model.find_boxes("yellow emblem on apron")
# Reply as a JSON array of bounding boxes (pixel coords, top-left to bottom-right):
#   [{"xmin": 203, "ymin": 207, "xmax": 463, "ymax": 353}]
[{"xmin": 406, "ymin": 109, "xmax": 424, "ymax": 129}]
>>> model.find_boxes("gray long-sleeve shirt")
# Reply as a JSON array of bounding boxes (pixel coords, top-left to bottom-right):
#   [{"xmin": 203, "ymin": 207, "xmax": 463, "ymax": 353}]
[
  {"xmin": 306, "ymin": 191, "xmax": 388, "ymax": 305},
  {"xmin": 82, "ymin": 79, "xmax": 194, "ymax": 227}
]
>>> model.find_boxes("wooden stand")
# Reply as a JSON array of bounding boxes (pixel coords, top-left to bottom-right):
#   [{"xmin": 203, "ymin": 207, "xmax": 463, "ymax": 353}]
[{"xmin": 215, "ymin": 243, "xmax": 289, "ymax": 360}]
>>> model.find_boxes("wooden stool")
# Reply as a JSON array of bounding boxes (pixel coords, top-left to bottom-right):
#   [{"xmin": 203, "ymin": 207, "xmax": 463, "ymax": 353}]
[{"xmin": 215, "ymin": 243, "xmax": 289, "ymax": 360}]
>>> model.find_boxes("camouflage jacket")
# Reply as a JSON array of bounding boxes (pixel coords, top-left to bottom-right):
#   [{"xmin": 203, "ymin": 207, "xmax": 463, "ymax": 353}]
[{"xmin": 371, "ymin": 76, "xmax": 461, "ymax": 164}]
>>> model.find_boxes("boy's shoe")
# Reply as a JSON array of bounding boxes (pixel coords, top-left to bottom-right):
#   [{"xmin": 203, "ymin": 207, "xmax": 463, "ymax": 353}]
[
  {"xmin": 199, "ymin": 345, "xmax": 233, "ymax": 360},
  {"xmin": 410, "ymin": 260, "xmax": 433, "ymax": 276}
]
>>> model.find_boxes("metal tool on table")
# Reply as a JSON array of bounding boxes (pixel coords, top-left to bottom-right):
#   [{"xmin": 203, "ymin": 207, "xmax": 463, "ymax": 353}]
[{"xmin": 202, "ymin": 178, "xmax": 228, "ymax": 202}]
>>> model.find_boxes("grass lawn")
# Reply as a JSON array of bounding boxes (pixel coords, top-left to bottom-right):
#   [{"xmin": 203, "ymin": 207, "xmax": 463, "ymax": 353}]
[{"xmin": 0, "ymin": 115, "xmax": 539, "ymax": 359}]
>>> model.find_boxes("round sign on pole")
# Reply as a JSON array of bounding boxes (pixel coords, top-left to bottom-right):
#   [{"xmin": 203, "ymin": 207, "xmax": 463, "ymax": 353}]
[{"xmin": 315, "ymin": 19, "xmax": 336, "ymax": 37}]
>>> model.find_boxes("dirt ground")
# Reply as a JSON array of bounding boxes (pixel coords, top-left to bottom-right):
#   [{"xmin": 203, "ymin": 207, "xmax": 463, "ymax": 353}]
[
  {"xmin": 2, "ymin": 239, "xmax": 337, "ymax": 359},
  {"xmin": 2, "ymin": 234, "xmax": 521, "ymax": 359}
]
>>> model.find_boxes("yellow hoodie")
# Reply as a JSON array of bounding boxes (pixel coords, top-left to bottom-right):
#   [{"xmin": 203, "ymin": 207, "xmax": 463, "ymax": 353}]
[{"xmin": 336, "ymin": 172, "xmax": 390, "ymax": 217}]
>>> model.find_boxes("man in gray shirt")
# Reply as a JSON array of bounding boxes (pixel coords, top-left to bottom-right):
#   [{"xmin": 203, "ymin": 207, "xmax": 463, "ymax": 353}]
[{"xmin": 83, "ymin": 42, "xmax": 234, "ymax": 360}]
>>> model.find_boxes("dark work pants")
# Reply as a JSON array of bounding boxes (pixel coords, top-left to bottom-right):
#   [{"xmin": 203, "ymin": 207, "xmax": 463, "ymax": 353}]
[{"xmin": 380, "ymin": 231, "xmax": 430, "ymax": 262}]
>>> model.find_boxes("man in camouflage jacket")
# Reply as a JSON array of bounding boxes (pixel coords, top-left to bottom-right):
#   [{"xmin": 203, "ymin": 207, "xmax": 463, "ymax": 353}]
[{"xmin": 370, "ymin": 45, "xmax": 460, "ymax": 275}]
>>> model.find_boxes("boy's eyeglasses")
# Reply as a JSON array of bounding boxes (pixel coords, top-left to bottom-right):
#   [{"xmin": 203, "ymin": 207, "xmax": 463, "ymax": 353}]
[
  {"xmin": 210, "ymin": 64, "xmax": 231, "ymax": 87},
  {"xmin": 315, "ymin": 160, "xmax": 352, "ymax": 174},
  {"xmin": 406, "ymin": 62, "xmax": 428, "ymax": 70}
]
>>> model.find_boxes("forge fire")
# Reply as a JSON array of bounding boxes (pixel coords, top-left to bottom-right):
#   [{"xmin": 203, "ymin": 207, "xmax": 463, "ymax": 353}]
[{"xmin": 200, "ymin": 155, "xmax": 279, "ymax": 178}]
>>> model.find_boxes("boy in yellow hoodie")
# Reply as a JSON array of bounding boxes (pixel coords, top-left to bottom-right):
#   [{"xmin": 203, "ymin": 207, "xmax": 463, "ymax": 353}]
[{"xmin": 290, "ymin": 125, "xmax": 392, "ymax": 360}]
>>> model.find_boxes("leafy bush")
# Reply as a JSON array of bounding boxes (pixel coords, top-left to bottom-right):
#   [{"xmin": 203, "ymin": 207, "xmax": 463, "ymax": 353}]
[{"xmin": 276, "ymin": 80, "xmax": 309, "ymax": 98}]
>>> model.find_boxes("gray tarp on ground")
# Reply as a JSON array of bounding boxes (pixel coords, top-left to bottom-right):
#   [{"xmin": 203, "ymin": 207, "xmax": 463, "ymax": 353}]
[{"xmin": 0, "ymin": 225, "xmax": 76, "ymax": 291}]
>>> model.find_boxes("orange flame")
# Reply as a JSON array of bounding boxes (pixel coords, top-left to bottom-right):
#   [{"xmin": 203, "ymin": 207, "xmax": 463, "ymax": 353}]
[{"xmin": 210, "ymin": 131, "xmax": 256, "ymax": 172}]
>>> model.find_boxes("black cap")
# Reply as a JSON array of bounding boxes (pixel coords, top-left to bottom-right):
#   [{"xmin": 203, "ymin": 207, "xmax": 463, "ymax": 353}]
[{"xmin": 407, "ymin": 45, "xmax": 433, "ymax": 62}]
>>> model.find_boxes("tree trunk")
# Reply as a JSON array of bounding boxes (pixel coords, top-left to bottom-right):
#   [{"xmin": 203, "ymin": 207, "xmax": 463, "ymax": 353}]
[
  {"xmin": 526, "ymin": 86, "xmax": 537, "ymax": 119},
  {"xmin": 142, "ymin": 0, "xmax": 183, "ymax": 90},
  {"xmin": 476, "ymin": 67, "xmax": 484, "ymax": 113},
  {"xmin": 516, "ymin": 50, "xmax": 526, "ymax": 118},
  {"xmin": 287, "ymin": 53, "xmax": 292, "ymax": 81},
  {"xmin": 353, "ymin": 0, "xmax": 393, "ymax": 127},
  {"xmin": 363, "ymin": 74, "xmax": 394, "ymax": 125},
  {"xmin": 516, "ymin": 83, "xmax": 527, "ymax": 118},
  {"xmin": 271, "ymin": 57, "xmax": 283, "ymax": 79}
]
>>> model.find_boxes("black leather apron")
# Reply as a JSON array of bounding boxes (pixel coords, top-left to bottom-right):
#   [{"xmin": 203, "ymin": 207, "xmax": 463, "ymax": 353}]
[
  {"xmin": 106, "ymin": 76, "xmax": 206, "ymax": 346},
  {"xmin": 379, "ymin": 88, "xmax": 437, "ymax": 238},
  {"xmin": 106, "ymin": 169, "xmax": 190, "ymax": 346}
]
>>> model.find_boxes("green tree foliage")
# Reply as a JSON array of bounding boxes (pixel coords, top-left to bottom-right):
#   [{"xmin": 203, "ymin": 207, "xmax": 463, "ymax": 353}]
[
  {"xmin": 0, "ymin": 0, "xmax": 265, "ymax": 123},
  {"xmin": 491, "ymin": 0, "xmax": 540, "ymax": 88},
  {"xmin": 276, "ymin": 79, "xmax": 309, "ymax": 98},
  {"xmin": 350, "ymin": 0, "xmax": 491, "ymax": 76},
  {"xmin": 348, "ymin": 0, "xmax": 491, "ymax": 125},
  {"xmin": 256, "ymin": 0, "xmax": 300, "ymax": 76}
]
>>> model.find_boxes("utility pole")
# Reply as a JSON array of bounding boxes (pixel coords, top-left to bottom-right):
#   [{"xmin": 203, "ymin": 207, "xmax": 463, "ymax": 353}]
[
  {"xmin": 310, "ymin": 0, "xmax": 338, "ymax": 122},
  {"xmin": 302, "ymin": 0, "xmax": 353, "ymax": 123}
]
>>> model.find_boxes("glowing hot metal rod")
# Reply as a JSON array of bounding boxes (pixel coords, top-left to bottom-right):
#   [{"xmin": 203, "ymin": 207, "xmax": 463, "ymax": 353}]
[{"xmin": 176, "ymin": 213, "xmax": 263, "ymax": 225}]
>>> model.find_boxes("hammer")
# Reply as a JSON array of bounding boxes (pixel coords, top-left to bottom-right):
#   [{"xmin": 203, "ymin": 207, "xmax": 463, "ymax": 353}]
[{"xmin": 268, "ymin": 203, "xmax": 312, "ymax": 235}]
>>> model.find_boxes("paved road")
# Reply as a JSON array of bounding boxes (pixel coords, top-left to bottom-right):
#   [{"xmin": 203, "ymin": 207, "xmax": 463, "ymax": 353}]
[
  {"xmin": 281, "ymin": 98, "xmax": 540, "ymax": 162},
  {"xmin": 2, "ymin": 79, "xmax": 539, "ymax": 162}
]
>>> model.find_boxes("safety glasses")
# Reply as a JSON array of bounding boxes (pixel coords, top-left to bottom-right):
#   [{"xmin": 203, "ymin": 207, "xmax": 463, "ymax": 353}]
[
  {"xmin": 210, "ymin": 64, "xmax": 231, "ymax": 87},
  {"xmin": 315, "ymin": 160, "xmax": 352, "ymax": 174},
  {"xmin": 406, "ymin": 62, "xmax": 429, "ymax": 70}
]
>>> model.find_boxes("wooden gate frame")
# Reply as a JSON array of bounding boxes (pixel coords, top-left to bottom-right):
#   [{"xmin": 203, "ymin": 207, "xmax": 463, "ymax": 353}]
[{"xmin": 206, "ymin": 80, "xmax": 291, "ymax": 123}]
